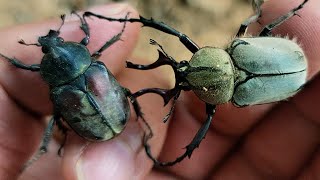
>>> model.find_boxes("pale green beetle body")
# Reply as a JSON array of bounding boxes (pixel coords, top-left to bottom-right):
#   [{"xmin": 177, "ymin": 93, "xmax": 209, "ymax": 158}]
[{"xmin": 185, "ymin": 37, "xmax": 307, "ymax": 106}]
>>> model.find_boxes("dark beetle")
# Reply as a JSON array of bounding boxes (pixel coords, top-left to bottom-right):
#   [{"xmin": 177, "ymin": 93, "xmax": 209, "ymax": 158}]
[
  {"xmin": 83, "ymin": 0, "xmax": 309, "ymax": 166},
  {"xmin": 0, "ymin": 13, "xmax": 148, "ymax": 168}
]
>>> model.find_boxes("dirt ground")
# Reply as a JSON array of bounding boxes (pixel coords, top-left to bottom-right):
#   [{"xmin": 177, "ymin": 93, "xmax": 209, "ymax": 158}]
[{"xmin": 0, "ymin": 0, "xmax": 252, "ymax": 59}]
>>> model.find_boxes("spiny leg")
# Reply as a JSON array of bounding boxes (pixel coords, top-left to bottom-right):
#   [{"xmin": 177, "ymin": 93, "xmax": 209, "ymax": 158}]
[
  {"xmin": 123, "ymin": 88, "xmax": 154, "ymax": 144},
  {"xmin": 236, "ymin": 0, "xmax": 264, "ymax": 36},
  {"xmin": 128, "ymin": 39, "xmax": 185, "ymax": 119},
  {"xmin": 22, "ymin": 115, "xmax": 59, "ymax": 170},
  {"xmin": 83, "ymin": 11, "xmax": 200, "ymax": 53},
  {"xmin": 144, "ymin": 104, "xmax": 215, "ymax": 166},
  {"xmin": 90, "ymin": 13, "xmax": 129, "ymax": 59},
  {"xmin": 259, "ymin": 0, "xmax": 308, "ymax": 36},
  {"xmin": 72, "ymin": 11, "xmax": 90, "ymax": 46},
  {"xmin": 0, "ymin": 53, "xmax": 40, "ymax": 71},
  {"xmin": 127, "ymin": 39, "xmax": 178, "ymax": 70},
  {"xmin": 162, "ymin": 91, "xmax": 180, "ymax": 123},
  {"xmin": 132, "ymin": 87, "xmax": 181, "ymax": 107}
]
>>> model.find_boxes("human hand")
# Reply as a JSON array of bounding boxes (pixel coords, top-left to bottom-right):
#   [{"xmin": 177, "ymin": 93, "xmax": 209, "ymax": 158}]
[{"xmin": 1, "ymin": 0, "xmax": 320, "ymax": 180}]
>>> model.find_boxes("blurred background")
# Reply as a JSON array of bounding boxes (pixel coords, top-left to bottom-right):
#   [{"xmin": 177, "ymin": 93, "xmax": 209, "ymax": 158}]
[{"xmin": 0, "ymin": 0, "xmax": 252, "ymax": 60}]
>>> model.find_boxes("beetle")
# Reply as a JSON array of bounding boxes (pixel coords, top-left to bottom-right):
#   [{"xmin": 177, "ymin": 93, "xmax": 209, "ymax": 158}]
[
  {"xmin": 0, "ymin": 13, "xmax": 151, "ymax": 169},
  {"xmin": 83, "ymin": 0, "xmax": 309, "ymax": 166}
]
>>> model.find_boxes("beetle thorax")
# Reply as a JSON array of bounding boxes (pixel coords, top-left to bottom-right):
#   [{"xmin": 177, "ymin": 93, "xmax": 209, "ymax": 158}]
[
  {"xmin": 185, "ymin": 47, "xmax": 235, "ymax": 105},
  {"xmin": 40, "ymin": 42, "xmax": 92, "ymax": 87}
]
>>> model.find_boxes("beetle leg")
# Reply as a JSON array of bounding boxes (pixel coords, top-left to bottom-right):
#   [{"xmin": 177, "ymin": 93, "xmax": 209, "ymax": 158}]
[
  {"xmin": 236, "ymin": 0, "xmax": 263, "ymax": 37},
  {"xmin": 123, "ymin": 87, "xmax": 143, "ymax": 121},
  {"xmin": 90, "ymin": 13, "xmax": 129, "ymax": 59},
  {"xmin": 83, "ymin": 11, "xmax": 200, "ymax": 53},
  {"xmin": 55, "ymin": 118, "xmax": 68, "ymax": 156},
  {"xmin": 126, "ymin": 47, "xmax": 182, "ymax": 106},
  {"xmin": 132, "ymin": 87, "xmax": 181, "ymax": 106},
  {"xmin": 22, "ymin": 115, "xmax": 58, "ymax": 170},
  {"xmin": 162, "ymin": 91, "xmax": 180, "ymax": 123},
  {"xmin": 72, "ymin": 11, "xmax": 90, "ymax": 46},
  {"xmin": 0, "ymin": 53, "xmax": 40, "ymax": 71},
  {"xmin": 56, "ymin": 14, "xmax": 66, "ymax": 34},
  {"xmin": 126, "ymin": 38, "xmax": 178, "ymax": 70},
  {"xmin": 144, "ymin": 104, "xmax": 215, "ymax": 166},
  {"xmin": 57, "ymin": 134, "xmax": 67, "ymax": 156},
  {"xmin": 259, "ymin": 0, "xmax": 308, "ymax": 36},
  {"xmin": 123, "ymin": 88, "xmax": 154, "ymax": 146},
  {"xmin": 127, "ymin": 50, "xmax": 177, "ymax": 71},
  {"xmin": 18, "ymin": 39, "xmax": 41, "ymax": 47}
]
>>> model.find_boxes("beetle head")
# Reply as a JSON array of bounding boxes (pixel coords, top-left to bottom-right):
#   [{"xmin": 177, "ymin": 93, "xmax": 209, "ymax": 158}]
[
  {"xmin": 38, "ymin": 15, "xmax": 66, "ymax": 54},
  {"xmin": 38, "ymin": 29, "xmax": 65, "ymax": 54}
]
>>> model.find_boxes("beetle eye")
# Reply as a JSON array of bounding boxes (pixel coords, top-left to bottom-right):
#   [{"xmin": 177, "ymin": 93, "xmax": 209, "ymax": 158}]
[
  {"xmin": 57, "ymin": 37, "xmax": 64, "ymax": 43},
  {"xmin": 42, "ymin": 46, "xmax": 49, "ymax": 53},
  {"xmin": 180, "ymin": 60, "xmax": 188, "ymax": 64},
  {"xmin": 180, "ymin": 60, "xmax": 189, "ymax": 66}
]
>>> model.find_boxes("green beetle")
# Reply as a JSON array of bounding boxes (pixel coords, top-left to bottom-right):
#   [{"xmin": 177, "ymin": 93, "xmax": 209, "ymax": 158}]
[
  {"xmin": 84, "ymin": 0, "xmax": 308, "ymax": 166},
  {"xmin": 0, "ymin": 13, "xmax": 149, "ymax": 169}
]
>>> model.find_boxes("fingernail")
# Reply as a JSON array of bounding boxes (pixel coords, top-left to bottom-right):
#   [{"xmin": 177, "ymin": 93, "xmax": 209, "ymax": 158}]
[
  {"xmin": 76, "ymin": 141, "xmax": 135, "ymax": 180},
  {"xmin": 76, "ymin": 131, "xmax": 142, "ymax": 180}
]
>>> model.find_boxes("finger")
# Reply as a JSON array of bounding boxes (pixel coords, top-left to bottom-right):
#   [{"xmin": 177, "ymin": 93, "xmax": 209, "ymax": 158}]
[
  {"xmin": 0, "ymin": 85, "xmax": 45, "ymax": 179},
  {"xmin": 158, "ymin": 0, "xmax": 320, "ymax": 179},
  {"xmin": 0, "ymin": 3, "xmax": 140, "ymax": 115}
]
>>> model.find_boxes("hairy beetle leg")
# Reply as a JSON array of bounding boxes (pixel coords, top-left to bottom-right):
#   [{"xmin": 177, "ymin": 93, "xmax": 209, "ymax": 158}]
[
  {"xmin": 85, "ymin": 13, "xmax": 130, "ymax": 59},
  {"xmin": 259, "ymin": 0, "xmax": 308, "ymax": 36},
  {"xmin": 144, "ymin": 104, "xmax": 215, "ymax": 166},
  {"xmin": 22, "ymin": 115, "xmax": 59, "ymax": 170},
  {"xmin": 72, "ymin": 11, "xmax": 90, "ymax": 46},
  {"xmin": 0, "ymin": 53, "xmax": 40, "ymax": 71},
  {"xmin": 236, "ymin": 0, "xmax": 263, "ymax": 36},
  {"xmin": 83, "ymin": 12, "xmax": 200, "ymax": 53}
]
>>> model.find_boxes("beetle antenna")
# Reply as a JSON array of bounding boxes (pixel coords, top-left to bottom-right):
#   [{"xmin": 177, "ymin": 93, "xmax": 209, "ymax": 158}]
[
  {"xmin": 57, "ymin": 14, "xmax": 66, "ymax": 34},
  {"xmin": 18, "ymin": 39, "xmax": 41, "ymax": 47}
]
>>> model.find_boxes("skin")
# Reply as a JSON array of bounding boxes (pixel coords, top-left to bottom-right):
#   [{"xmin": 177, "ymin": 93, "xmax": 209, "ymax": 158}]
[{"xmin": 0, "ymin": 0, "xmax": 319, "ymax": 179}]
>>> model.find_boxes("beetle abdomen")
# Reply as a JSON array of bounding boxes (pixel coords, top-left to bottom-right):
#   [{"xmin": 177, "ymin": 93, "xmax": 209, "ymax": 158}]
[
  {"xmin": 51, "ymin": 62, "xmax": 130, "ymax": 141},
  {"xmin": 186, "ymin": 47, "xmax": 235, "ymax": 104},
  {"xmin": 228, "ymin": 37, "xmax": 307, "ymax": 106}
]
